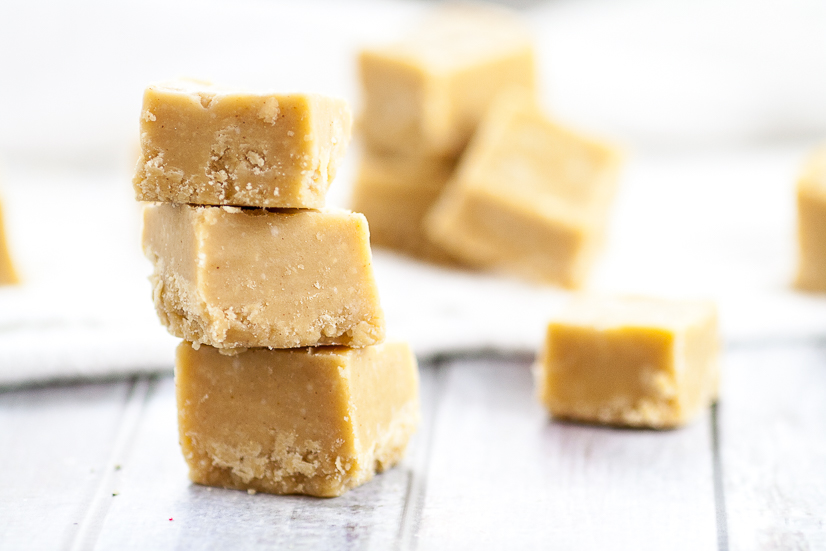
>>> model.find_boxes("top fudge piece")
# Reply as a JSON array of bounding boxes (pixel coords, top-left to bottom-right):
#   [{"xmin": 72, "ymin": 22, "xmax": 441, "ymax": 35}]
[
  {"xmin": 425, "ymin": 89, "xmax": 621, "ymax": 287},
  {"xmin": 359, "ymin": 4, "xmax": 535, "ymax": 157},
  {"xmin": 133, "ymin": 80, "xmax": 352, "ymax": 208},
  {"xmin": 537, "ymin": 296, "xmax": 719, "ymax": 429},
  {"xmin": 796, "ymin": 145, "xmax": 826, "ymax": 291}
]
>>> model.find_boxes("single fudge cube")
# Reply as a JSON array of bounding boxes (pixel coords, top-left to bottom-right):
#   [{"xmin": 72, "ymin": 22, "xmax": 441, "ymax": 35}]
[
  {"xmin": 133, "ymin": 80, "xmax": 352, "ymax": 208},
  {"xmin": 359, "ymin": 4, "xmax": 535, "ymax": 158},
  {"xmin": 142, "ymin": 204, "xmax": 385, "ymax": 349},
  {"xmin": 796, "ymin": 145, "xmax": 826, "ymax": 291},
  {"xmin": 176, "ymin": 341, "xmax": 420, "ymax": 497},
  {"xmin": 0, "ymin": 200, "xmax": 18, "ymax": 285},
  {"xmin": 536, "ymin": 297, "xmax": 719, "ymax": 429},
  {"xmin": 351, "ymin": 149, "xmax": 458, "ymax": 263},
  {"xmin": 424, "ymin": 89, "xmax": 621, "ymax": 288}
]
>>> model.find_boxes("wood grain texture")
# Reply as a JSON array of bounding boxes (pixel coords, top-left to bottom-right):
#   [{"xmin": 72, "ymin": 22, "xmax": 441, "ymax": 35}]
[
  {"xmin": 413, "ymin": 357, "xmax": 718, "ymax": 551},
  {"xmin": 0, "ymin": 380, "xmax": 134, "ymax": 550},
  {"xmin": 89, "ymin": 366, "xmax": 442, "ymax": 551},
  {"xmin": 719, "ymin": 344, "xmax": 826, "ymax": 550},
  {"xmin": 3, "ymin": 346, "xmax": 825, "ymax": 550}
]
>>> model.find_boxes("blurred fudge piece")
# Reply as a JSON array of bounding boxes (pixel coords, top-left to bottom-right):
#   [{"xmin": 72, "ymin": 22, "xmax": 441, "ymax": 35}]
[
  {"xmin": 351, "ymin": 149, "xmax": 458, "ymax": 263},
  {"xmin": 536, "ymin": 296, "xmax": 719, "ymax": 429},
  {"xmin": 176, "ymin": 341, "xmax": 419, "ymax": 497},
  {"xmin": 425, "ymin": 89, "xmax": 621, "ymax": 288},
  {"xmin": 134, "ymin": 80, "xmax": 351, "ymax": 208},
  {"xmin": 142, "ymin": 203, "xmax": 384, "ymax": 349},
  {"xmin": 0, "ymin": 200, "xmax": 17, "ymax": 285},
  {"xmin": 796, "ymin": 145, "xmax": 826, "ymax": 291},
  {"xmin": 359, "ymin": 4, "xmax": 535, "ymax": 158}
]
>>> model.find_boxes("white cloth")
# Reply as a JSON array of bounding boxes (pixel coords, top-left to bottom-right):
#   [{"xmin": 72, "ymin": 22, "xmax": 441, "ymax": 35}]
[{"xmin": 2, "ymin": 144, "xmax": 825, "ymax": 386}]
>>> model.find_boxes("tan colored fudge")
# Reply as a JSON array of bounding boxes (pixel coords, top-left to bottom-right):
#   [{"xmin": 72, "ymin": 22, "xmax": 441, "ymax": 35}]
[
  {"xmin": 536, "ymin": 297, "xmax": 719, "ymax": 429},
  {"xmin": 425, "ymin": 90, "xmax": 621, "ymax": 288},
  {"xmin": 0, "ymin": 200, "xmax": 18, "ymax": 285},
  {"xmin": 142, "ymin": 203, "xmax": 384, "ymax": 349},
  {"xmin": 359, "ymin": 4, "xmax": 535, "ymax": 158},
  {"xmin": 796, "ymin": 145, "xmax": 826, "ymax": 291},
  {"xmin": 176, "ymin": 341, "xmax": 419, "ymax": 497},
  {"xmin": 351, "ymin": 149, "xmax": 457, "ymax": 263},
  {"xmin": 134, "ymin": 80, "xmax": 352, "ymax": 208}
]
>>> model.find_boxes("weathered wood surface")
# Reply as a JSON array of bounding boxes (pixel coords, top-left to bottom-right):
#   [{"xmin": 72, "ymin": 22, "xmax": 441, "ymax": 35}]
[
  {"xmin": 719, "ymin": 344, "xmax": 826, "ymax": 551},
  {"xmin": 0, "ymin": 381, "xmax": 134, "ymax": 550},
  {"xmin": 0, "ymin": 344, "xmax": 824, "ymax": 550}
]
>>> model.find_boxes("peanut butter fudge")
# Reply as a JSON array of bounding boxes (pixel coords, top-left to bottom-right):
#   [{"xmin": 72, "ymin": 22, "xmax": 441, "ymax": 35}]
[
  {"xmin": 536, "ymin": 297, "xmax": 719, "ymax": 429},
  {"xmin": 359, "ymin": 4, "xmax": 535, "ymax": 157},
  {"xmin": 796, "ymin": 145, "xmax": 826, "ymax": 291},
  {"xmin": 134, "ymin": 80, "xmax": 352, "ymax": 208},
  {"xmin": 176, "ymin": 341, "xmax": 419, "ymax": 497},
  {"xmin": 142, "ymin": 203, "xmax": 384, "ymax": 349},
  {"xmin": 351, "ymin": 149, "xmax": 457, "ymax": 263},
  {"xmin": 0, "ymin": 201, "xmax": 18, "ymax": 285},
  {"xmin": 425, "ymin": 90, "xmax": 621, "ymax": 287}
]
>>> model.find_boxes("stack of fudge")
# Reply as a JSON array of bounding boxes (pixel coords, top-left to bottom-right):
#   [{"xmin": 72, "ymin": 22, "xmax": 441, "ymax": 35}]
[
  {"xmin": 352, "ymin": 5, "xmax": 535, "ymax": 265},
  {"xmin": 353, "ymin": 6, "xmax": 621, "ymax": 288},
  {"xmin": 134, "ymin": 80, "xmax": 419, "ymax": 497}
]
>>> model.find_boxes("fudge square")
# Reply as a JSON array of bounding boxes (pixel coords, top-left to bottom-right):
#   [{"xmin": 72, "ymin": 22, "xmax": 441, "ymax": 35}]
[
  {"xmin": 142, "ymin": 203, "xmax": 384, "ymax": 349},
  {"xmin": 536, "ymin": 297, "xmax": 719, "ymax": 429},
  {"xmin": 351, "ymin": 149, "xmax": 457, "ymax": 263},
  {"xmin": 133, "ymin": 80, "xmax": 352, "ymax": 208},
  {"xmin": 424, "ymin": 90, "xmax": 621, "ymax": 288},
  {"xmin": 796, "ymin": 145, "xmax": 826, "ymax": 291},
  {"xmin": 176, "ymin": 341, "xmax": 420, "ymax": 497},
  {"xmin": 358, "ymin": 4, "xmax": 535, "ymax": 158},
  {"xmin": 0, "ymin": 200, "xmax": 18, "ymax": 285}
]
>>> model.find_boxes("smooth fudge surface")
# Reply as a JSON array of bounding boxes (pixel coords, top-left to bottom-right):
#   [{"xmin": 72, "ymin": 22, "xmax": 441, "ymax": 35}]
[
  {"xmin": 176, "ymin": 341, "xmax": 420, "ymax": 497},
  {"xmin": 0, "ymin": 201, "xmax": 18, "ymax": 285},
  {"xmin": 134, "ymin": 80, "xmax": 352, "ymax": 208},
  {"xmin": 796, "ymin": 145, "xmax": 826, "ymax": 291},
  {"xmin": 359, "ymin": 4, "xmax": 535, "ymax": 157},
  {"xmin": 425, "ymin": 90, "xmax": 621, "ymax": 288},
  {"xmin": 351, "ymin": 149, "xmax": 457, "ymax": 263},
  {"xmin": 537, "ymin": 297, "xmax": 719, "ymax": 429},
  {"xmin": 142, "ymin": 203, "xmax": 384, "ymax": 349}
]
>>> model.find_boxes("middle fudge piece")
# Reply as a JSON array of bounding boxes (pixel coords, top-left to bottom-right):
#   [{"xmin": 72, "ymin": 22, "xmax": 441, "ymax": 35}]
[{"xmin": 142, "ymin": 204, "xmax": 385, "ymax": 349}]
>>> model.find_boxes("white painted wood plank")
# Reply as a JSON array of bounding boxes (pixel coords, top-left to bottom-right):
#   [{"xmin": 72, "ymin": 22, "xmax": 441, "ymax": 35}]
[
  {"xmin": 0, "ymin": 380, "xmax": 132, "ymax": 550},
  {"xmin": 413, "ymin": 357, "xmax": 718, "ymax": 551},
  {"xmin": 90, "ymin": 365, "xmax": 441, "ymax": 550},
  {"xmin": 720, "ymin": 344, "xmax": 826, "ymax": 550}
]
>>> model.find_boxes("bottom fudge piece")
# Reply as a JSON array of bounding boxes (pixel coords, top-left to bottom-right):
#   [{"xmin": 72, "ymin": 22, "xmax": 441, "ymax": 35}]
[
  {"xmin": 0, "ymin": 200, "xmax": 18, "ymax": 285},
  {"xmin": 536, "ymin": 297, "xmax": 719, "ymax": 428},
  {"xmin": 176, "ymin": 341, "xmax": 419, "ymax": 497},
  {"xmin": 796, "ymin": 145, "xmax": 826, "ymax": 291},
  {"xmin": 351, "ymin": 150, "xmax": 458, "ymax": 264}
]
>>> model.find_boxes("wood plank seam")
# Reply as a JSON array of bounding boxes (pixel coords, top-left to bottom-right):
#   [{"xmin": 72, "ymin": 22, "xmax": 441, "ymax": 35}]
[
  {"xmin": 711, "ymin": 402, "xmax": 730, "ymax": 551},
  {"xmin": 66, "ymin": 376, "xmax": 155, "ymax": 551},
  {"xmin": 396, "ymin": 359, "xmax": 448, "ymax": 551}
]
